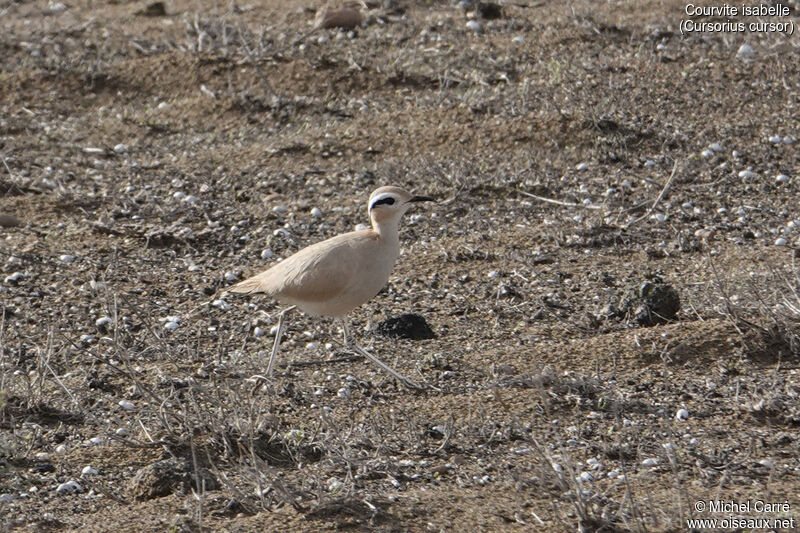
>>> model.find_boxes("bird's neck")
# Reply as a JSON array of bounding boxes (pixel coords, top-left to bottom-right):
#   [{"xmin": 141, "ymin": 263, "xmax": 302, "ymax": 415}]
[{"xmin": 371, "ymin": 218, "xmax": 401, "ymax": 244}]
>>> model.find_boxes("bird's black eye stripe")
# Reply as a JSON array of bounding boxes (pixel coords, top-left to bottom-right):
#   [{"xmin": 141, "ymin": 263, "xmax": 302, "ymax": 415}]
[{"xmin": 370, "ymin": 197, "xmax": 395, "ymax": 209}]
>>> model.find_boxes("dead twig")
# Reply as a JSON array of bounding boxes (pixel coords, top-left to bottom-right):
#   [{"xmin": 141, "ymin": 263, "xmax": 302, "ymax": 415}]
[
  {"xmin": 625, "ymin": 160, "xmax": 679, "ymax": 227},
  {"xmin": 516, "ymin": 190, "xmax": 603, "ymax": 210}
]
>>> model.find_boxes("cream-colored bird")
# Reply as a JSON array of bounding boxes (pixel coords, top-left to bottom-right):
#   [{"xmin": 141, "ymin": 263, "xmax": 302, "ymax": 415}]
[{"xmin": 227, "ymin": 186, "xmax": 434, "ymax": 389}]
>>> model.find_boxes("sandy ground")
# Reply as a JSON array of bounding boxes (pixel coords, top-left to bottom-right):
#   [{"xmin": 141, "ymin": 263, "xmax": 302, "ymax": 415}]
[{"xmin": 1, "ymin": 0, "xmax": 799, "ymax": 531}]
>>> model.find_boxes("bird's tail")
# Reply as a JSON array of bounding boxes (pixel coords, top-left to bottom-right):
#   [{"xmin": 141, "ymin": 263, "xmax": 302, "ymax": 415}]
[{"xmin": 225, "ymin": 277, "xmax": 267, "ymax": 295}]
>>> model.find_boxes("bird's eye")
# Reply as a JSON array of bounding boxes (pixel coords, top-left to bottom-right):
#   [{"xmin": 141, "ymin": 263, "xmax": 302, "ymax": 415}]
[{"xmin": 371, "ymin": 197, "xmax": 396, "ymax": 209}]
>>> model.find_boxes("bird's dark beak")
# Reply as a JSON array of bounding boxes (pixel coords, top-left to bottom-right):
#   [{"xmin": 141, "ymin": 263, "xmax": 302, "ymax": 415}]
[{"xmin": 407, "ymin": 195, "xmax": 436, "ymax": 204}]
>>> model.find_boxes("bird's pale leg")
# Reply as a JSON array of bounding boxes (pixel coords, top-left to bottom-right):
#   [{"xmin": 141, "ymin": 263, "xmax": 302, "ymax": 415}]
[
  {"xmin": 267, "ymin": 306, "xmax": 295, "ymax": 376},
  {"xmin": 340, "ymin": 320, "xmax": 424, "ymax": 390}
]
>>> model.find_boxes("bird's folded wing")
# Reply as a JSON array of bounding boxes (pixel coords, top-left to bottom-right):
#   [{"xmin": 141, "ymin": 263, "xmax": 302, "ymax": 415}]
[{"xmin": 227, "ymin": 231, "xmax": 374, "ymax": 303}]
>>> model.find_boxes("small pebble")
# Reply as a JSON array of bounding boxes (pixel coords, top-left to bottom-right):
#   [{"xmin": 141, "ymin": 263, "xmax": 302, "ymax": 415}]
[
  {"xmin": 701, "ymin": 149, "xmax": 713, "ymax": 158},
  {"xmin": 576, "ymin": 162, "xmax": 589, "ymax": 171},
  {"xmin": 327, "ymin": 477, "xmax": 343, "ymax": 492},
  {"xmin": 738, "ymin": 169, "xmax": 756, "ymax": 180},
  {"xmin": 675, "ymin": 408, "xmax": 689, "ymax": 421},
  {"xmin": 644, "ymin": 160, "xmax": 655, "ymax": 168},
  {"xmin": 354, "ymin": 223, "xmax": 368, "ymax": 231},
  {"xmin": 310, "ymin": 207, "xmax": 322, "ymax": 218},
  {"xmin": 81, "ymin": 466, "xmax": 98, "ymax": 477},
  {"xmin": 758, "ymin": 459, "xmax": 774, "ymax": 468},
  {"xmin": 113, "ymin": 143, "xmax": 128, "ymax": 154},
  {"xmin": 736, "ymin": 43, "xmax": 755, "ymax": 58},
  {"xmin": 261, "ymin": 249, "xmax": 275, "ymax": 260},
  {"xmin": 254, "ymin": 326, "xmax": 265, "ymax": 337},
  {"xmin": 512, "ymin": 36, "xmax": 525, "ymax": 43},
  {"xmin": 642, "ymin": 458, "xmax": 658, "ymax": 467},
  {"xmin": 164, "ymin": 321, "xmax": 180, "ymax": 331},
  {"xmin": 184, "ymin": 195, "xmax": 198, "ymax": 204},
  {"xmin": 709, "ymin": 143, "xmax": 723, "ymax": 152},
  {"xmin": 774, "ymin": 237, "xmax": 787, "ymax": 246},
  {"xmin": 56, "ymin": 481, "xmax": 82, "ymax": 495},
  {"xmin": 578, "ymin": 472, "xmax": 594, "ymax": 483},
  {"xmin": 768, "ymin": 135, "xmax": 783, "ymax": 144},
  {"xmin": 224, "ymin": 271, "xmax": 237, "ymax": 282},
  {"xmin": 95, "ymin": 316, "xmax": 112, "ymax": 328},
  {"xmin": 118, "ymin": 400, "xmax": 135, "ymax": 410},
  {"xmin": 115, "ymin": 428, "xmax": 130, "ymax": 436},
  {"xmin": 173, "ymin": 191, "xmax": 185, "ymax": 200},
  {"xmin": 272, "ymin": 205, "xmax": 288, "ymax": 214},
  {"xmin": 775, "ymin": 174, "xmax": 789, "ymax": 184},
  {"xmin": 337, "ymin": 387, "xmax": 350, "ymax": 399},
  {"xmin": 157, "ymin": 101, "xmax": 169, "ymax": 110},
  {"xmin": 4, "ymin": 272, "xmax": 23, "ymax": 283},
  {"xmin": 466, "ymin": 20, "xmax": 482, "ymax": 32},
  {"xmin": 55, "ymin": 444, "xmax": 67, "ymax": 454},
  {"xmin": 88, "ymin": 437, "xmax": 104, "ymax": 445},
  {"xmin": 212, "ymin": 299, "xmax": 230, "ymax": 311}
]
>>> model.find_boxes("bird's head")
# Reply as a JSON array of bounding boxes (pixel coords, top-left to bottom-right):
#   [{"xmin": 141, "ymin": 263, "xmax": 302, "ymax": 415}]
[{"xmin": 367, "ymin": 186, "xmax": 435, "ymax": 230}]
